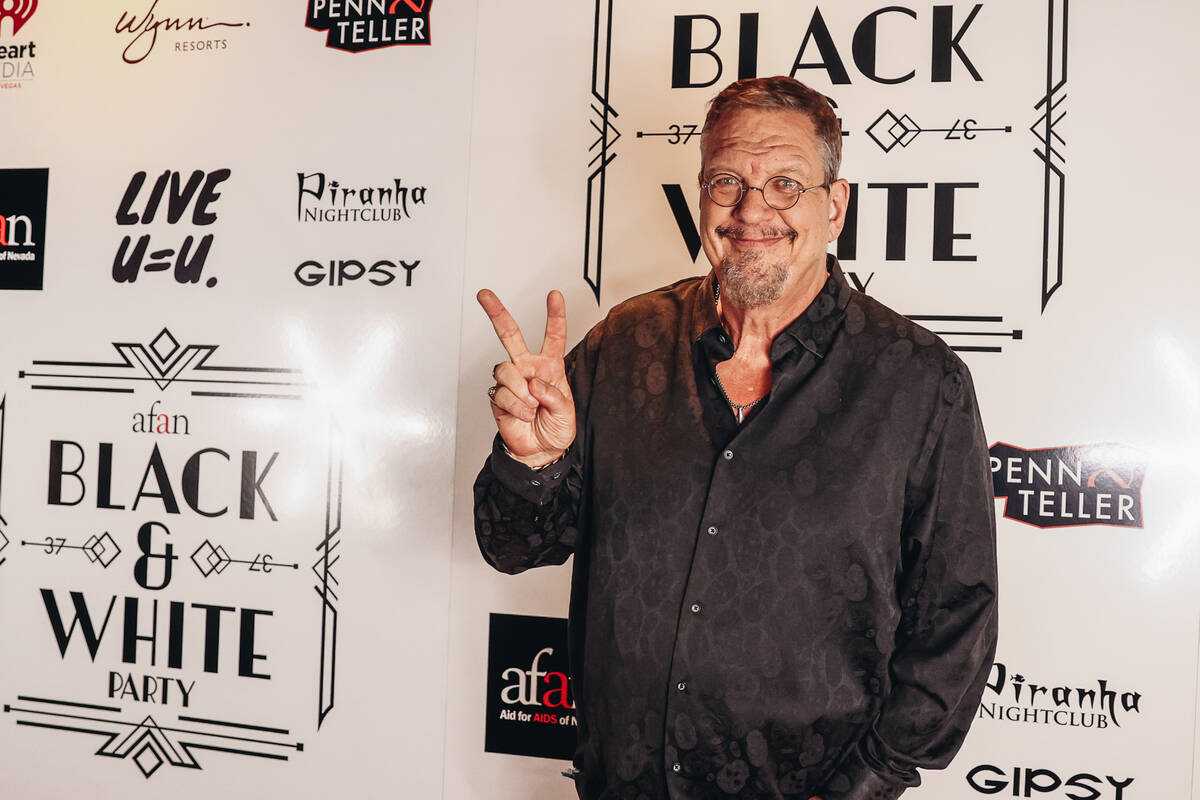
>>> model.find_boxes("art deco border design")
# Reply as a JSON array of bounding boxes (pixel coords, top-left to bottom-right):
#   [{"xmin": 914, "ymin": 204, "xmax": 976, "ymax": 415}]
[
  {"xmin": 19, "ymin": 327, "xmax": 307, "ymax": 399},
  {"xmin": 4, "ymin": 697, "xmax": 302, "ymax": 779}
]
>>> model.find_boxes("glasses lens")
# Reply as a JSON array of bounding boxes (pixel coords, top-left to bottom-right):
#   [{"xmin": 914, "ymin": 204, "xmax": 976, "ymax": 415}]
[
  {"xmin": 707, "ymin": 175, "xmax": 743, "ymax": 207},
  {"xmin": 763, "ymin": 176, "xmax": 802, "ymax": 209}
]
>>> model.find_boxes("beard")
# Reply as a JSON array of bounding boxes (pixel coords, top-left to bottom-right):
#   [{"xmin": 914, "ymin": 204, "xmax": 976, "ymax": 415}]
[{"xmin": 714, "ymin": 225, "xmax": 795, "ymax": 308}]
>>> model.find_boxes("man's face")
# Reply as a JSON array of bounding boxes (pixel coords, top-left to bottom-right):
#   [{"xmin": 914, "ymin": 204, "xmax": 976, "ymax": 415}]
[{"xmin": 698, "ymin": 108, "xmax": 848, "ymax": 309}]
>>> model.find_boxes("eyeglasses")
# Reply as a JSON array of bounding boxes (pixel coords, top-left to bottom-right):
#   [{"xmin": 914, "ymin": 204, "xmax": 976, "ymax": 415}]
[{"xmin": 700, "ymin": 173, "xmax": 829, "ymax": 210}]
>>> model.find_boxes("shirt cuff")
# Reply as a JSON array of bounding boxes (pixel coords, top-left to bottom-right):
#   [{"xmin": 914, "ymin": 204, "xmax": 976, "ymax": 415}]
[
  {"xmin": 488, "ymin": 435, "xmax": 573, "ymax": 505},
  {"xmin": 816, "ymin": 738, "xmax": 916, "ymax": 800}
]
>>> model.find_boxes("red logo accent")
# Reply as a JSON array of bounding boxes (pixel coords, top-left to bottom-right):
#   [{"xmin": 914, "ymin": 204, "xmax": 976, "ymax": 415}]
[
  {"xmin": 0, "ymin": 0, "xmax": 38, "ymax": 36},
  {"xmin": 389, "ymin": 0, "xmax": 425, "ymax": 13}
]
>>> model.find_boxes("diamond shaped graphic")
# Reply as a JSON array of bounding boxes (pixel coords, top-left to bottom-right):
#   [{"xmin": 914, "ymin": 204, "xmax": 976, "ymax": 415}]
[
  {"xmin": 149, "ymin": 328, "xmax": 180, "ymax": 363},
  {"xmin": 191, "ymin": 539, "xmax": 231, "ymax": 577},
  {"xmin": 0, "ymin": 526, "xmax": 9, "ymax": 555},
  {"xmin": 83, "ymin": 532, "xmax": 120, "ymax": 567},
  {"xmin": 867, "ymin": 109, "xmax": 921, "ymax": 153},
  {"xmin": 132, "ymin": 740, "xmax": 165, "ymax": 779}
]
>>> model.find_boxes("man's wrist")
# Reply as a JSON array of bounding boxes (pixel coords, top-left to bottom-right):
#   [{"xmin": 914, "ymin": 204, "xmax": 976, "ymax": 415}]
[{"xmin": 500, "ymin": 440, "xmax": 568, "ymax": 471}]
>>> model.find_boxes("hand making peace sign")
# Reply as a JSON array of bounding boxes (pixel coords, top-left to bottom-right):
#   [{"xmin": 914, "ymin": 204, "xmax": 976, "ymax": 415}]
[{"xmin": 477, "ymin": 289, "xmax": 576, "ymax": 468}]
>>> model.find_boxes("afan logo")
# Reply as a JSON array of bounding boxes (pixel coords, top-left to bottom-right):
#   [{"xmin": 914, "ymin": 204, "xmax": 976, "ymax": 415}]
[
  {"xmin": 115, "ymin": 0, "xmax": 249, "ymax": 64},
  {"xmin": 966, "ymin": 765, "xmax": 1133, "ymax": 799},
  {"xmin": 295, "ymin": 258, "xmax": 420, "ymax": 288},
  {"xmin": 977, "ymin": 662, "xmax": 1141, "ymax": 730},
  {"xmin": 0, "ymin": 167, "xmax": 48, "ymax": 290},
  {"xmin": 306, "ymin": 0, "xmax": 431, "ymax": 52},
  {"xmin": 485, "ymin": 613, "xmax": 577, "ymax": 760},
  {"xmin": 113, "ymin": 168, "xmax": 231, "ymax": 288},
  {"xmin": 296, "ymin": 171, "xmax": 427, "ymax": 224},
  {"xmin": 0, "ymin": 0, "xmax": 38, "ymax": 89},
  {"xmin": 990, "ymin": 443, "xmax": 1146, "ymax": 529}
]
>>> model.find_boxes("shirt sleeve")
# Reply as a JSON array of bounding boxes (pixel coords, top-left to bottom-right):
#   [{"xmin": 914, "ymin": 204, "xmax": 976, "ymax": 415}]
[
  {"xmin": 473, "ymin": 331, "xmax": 597, "ymax": 575},
  {"xmin": 816, "ymin": 363, "xmax": 999, "ymax": 800}
]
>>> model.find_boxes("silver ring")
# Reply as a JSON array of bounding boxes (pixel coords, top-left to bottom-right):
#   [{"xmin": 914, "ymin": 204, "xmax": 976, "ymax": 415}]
[{"xmin": 487, "ymin": 385, "xmax": 498, "ymax": 399}]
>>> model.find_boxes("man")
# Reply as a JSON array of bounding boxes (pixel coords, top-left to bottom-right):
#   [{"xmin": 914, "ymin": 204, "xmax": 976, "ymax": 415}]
[{"xmin": 475, "ymin": 76, "xmax": 997, "ymax": 800}]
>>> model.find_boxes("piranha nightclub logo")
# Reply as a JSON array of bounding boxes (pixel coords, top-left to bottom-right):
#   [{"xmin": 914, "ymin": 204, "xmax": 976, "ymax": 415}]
[
  {"xmin": 485, "ymin": 613, "xmax": 576, "ymax": 760},
  {"xmin": 977, "ymin": 662, "xmax": 1141, "ymax": 730},
  {"xmin": 296, "ymin": 171, "xmax": 427, "ymax": 224},
  {"xmin": 0, "ymin": 167, "xmax": 48, "ymax": 290},
  {"xmin": 990, "ymin": 443, "xmax": 1146, "ymax": 529},
  {"xmin": 306, "ymin": 0, "xmax": 431, "ymax": 53}
]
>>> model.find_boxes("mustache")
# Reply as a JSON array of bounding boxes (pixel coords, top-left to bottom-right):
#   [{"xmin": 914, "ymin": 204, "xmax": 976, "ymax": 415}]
[{"xmin": 715, "ymin": 224, "xmax": 796, "ymax": 240}]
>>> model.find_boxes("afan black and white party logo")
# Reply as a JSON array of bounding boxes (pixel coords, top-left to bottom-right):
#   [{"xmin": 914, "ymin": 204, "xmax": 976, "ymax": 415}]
[
  {"xmin": 485, "ymin": 613, "xmax": 577, "ymax": 760},
  {"xmin": 296, "ymin": 171, "xmax": 427, "ymax": 224},
  {"xmin": 977, "ymin": 661, "xmax": 1142, "ymax": 730},
  {"xmin": 0, "ymin": 0, "xmax": 39, "ymax": 90},
  {"xmin": 306, "ymin": 0, "xmax": 432, "ymax": 52},
  {"xmin": 3, "ymin": 328, "xmax": 345, "ymax": 779},
  {"xmin": 583, "ymin": 1, "xmax": 1068, "ymax": 356},
  {"xmin": 990, "ymin": 442, "xmax": 1146, "ymax": 529},
  {"xmin": 0, "ymin": 168, "xmax": 48, "ymax": 290},
  {"xmin": 966, "ymin": 765, "xmax": 1133, "ymax": 799},
  {"xmin": 114, "ymin": 0, "xmax": 249, "ymax": 64},
  {"xmin": 113, "ymin": 168, "xmax": 231, "ymax": 288}
]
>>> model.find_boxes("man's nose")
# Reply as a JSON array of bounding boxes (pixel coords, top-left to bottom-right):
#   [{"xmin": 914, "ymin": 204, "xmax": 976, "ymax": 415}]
[{"xmin": 734, "ymin": 186, "xmax": 776, "ymax": 222}]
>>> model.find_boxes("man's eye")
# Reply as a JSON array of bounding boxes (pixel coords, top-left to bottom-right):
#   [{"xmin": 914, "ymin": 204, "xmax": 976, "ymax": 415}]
[
  {"xmin": 772, "ymin": 178, "xmax": 801, "ymax": 192},
  {"xmin": 712, "ymin": 176, "xmax": 741, "ymax": 187}
]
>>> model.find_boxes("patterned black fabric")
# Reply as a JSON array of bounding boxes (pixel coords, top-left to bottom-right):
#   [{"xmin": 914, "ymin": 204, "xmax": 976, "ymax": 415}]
[{"xmin": 474, "ymin": 256, "xmax": 997, "ymax": 800}]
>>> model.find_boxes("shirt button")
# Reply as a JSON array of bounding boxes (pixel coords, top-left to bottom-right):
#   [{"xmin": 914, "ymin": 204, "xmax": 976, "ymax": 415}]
[
  {"xmin": 676, "ymin": 681, "xmax": 687, "ymax": 692},
  {"xmin": 690, "ymin": 603, "xmax": 701, "ymax": 614},
  {"xmin": 672, "ymin": 763, "xmax": 682, "ymax": 773},
  {"xmin": 530, "ymin": 479, "xmax": 541, "ymax": 486},
  {"xmin": 707, "ymin": 525, "xmax": 718, "ymax": 536},
  {"xmin": 723, "ymin": 449, "xmax": 734, "ymax": 460}
]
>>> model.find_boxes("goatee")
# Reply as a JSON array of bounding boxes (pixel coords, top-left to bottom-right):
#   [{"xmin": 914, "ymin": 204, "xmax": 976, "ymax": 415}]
[{"xmin": 717, "ymin": 250, "xmax": 790, "ymax": 308}]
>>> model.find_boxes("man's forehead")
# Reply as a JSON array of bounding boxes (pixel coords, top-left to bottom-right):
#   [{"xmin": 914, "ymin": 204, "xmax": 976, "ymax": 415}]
[{"xmin": 703, "ymin": 108, "xmax": 820, "ymax": 165}]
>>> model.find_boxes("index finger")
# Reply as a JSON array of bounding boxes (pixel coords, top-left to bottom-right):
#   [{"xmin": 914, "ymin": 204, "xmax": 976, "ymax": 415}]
[
  {"xmin": 540, "ymin": 290, "xmax": 568, "ymax": 359},
  {"xmin": 477, "ymin": 289, "xmax": 531, "ymax": 361}
]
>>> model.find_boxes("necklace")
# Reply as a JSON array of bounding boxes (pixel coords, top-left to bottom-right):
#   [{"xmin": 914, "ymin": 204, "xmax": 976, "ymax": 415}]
[
  {"xmin": 713, "ymin": 367, "xmax": 763, "ymax": 424},
  {"xmin": 712, "ymin": 276, "xmax": 765, "ymax": 423}
]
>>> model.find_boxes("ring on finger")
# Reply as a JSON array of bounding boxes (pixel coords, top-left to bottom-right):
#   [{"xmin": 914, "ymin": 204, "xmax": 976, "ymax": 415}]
[{"xmin": 487, "ymin": 385, "xmax": 499, "ymax": 399}]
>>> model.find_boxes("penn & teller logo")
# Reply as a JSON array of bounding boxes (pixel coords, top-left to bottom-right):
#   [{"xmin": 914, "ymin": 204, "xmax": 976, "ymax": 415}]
[
  {"xmin": 0, "ymin": 167, "xmax": 48, "ymax": 290},
  {"xmin": 306, "ymin": 0, "xmax": 431, "ymax": 53},
  {"xmin": 990, "ymin": 443, "xmax": 1146, "ymax": 529}
]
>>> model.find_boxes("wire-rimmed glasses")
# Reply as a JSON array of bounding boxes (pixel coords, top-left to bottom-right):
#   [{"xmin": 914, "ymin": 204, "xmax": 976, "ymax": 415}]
[{"xmin": 701, "ymin": 173, "xmax": 829, "ymax": 210}]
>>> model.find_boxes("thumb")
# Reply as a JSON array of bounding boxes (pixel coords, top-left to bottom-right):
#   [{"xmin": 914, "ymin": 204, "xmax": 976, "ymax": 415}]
[{"xmin": 529, "ymin": 378, "xmax": 572, "ymax": 415}]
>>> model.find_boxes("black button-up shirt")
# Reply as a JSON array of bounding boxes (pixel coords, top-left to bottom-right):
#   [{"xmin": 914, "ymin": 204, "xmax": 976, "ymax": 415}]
[{"xmin": 474, "ymin": 257, "xmax": 997, "ymax": 800}]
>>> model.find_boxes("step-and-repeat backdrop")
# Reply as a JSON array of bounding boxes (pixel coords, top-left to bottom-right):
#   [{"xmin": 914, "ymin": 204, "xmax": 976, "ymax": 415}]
[{"xmin": 3, "ymin": 1, "xmax": 1198, "ymax": 798}]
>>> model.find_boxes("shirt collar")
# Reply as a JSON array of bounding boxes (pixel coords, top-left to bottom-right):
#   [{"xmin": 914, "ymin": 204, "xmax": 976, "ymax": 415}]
[{"xmin": 691, "ymin": 253, "xmax": 852, "ymax": 361}]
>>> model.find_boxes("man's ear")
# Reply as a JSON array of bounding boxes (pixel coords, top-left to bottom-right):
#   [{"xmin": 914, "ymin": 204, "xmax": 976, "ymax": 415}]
[{"xmin": 825, "ymin": 178, "xmax": 850, "ymax": 242}]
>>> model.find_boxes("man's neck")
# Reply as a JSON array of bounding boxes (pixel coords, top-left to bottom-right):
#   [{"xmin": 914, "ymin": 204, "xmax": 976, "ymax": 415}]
[{"xmin": 716, "ymin": 266, "xmax": 827, "ymax": 358}]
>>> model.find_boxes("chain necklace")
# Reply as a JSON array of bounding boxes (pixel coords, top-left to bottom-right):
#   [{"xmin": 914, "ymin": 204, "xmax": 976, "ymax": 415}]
[{"xmin": 712, "ymin": 276, "xmax": 764, "ymax": 424}]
